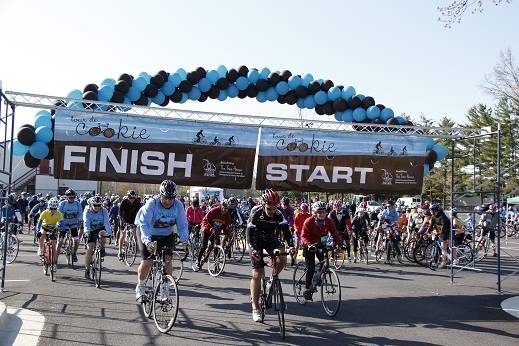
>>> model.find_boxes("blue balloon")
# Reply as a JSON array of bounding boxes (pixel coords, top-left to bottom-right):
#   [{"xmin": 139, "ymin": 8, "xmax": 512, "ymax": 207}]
[
  {"xmin": 328, "ymin": 87, "xmax": 342, "ymax": 101},
  {"xmin": 67, "ymin": 89, "xmax": 82, "ymax": 100},
  {"xmin": 259, "ymin": 68, "xmax": 271, "ymax": 79},
  {"xmin": 98, "ymin": 85, "xmax": 114, "ymax": 101},
  {"xmin": 394, "ymin": 116, "xmax": 405, "ymax": 124},
  {"xmin": 266, "ymin": 87, "xmax": 278, "ymax": 101},
  {"xmin": 235, "ymin": 76, "xmax": 249, "ymax": 91},
  {"xmin": 12, "ymin": 139, "xmax": 29, "ymax": 156},
  {"xmin": 432, "ymin": 144, "xmax": 448, "ymax": 161},
  {"xmin": 36, "ymin": 110, "xmax": 52, "ymax": 118},
  {"xmin": 314, "ymin": 91, "xmax": 328, "ymax": 105},
  {"xmin": 425, "ymin": 138, "xmax": 435, "ymax": 150},
  {"xmin": 34, "ymin": 114, "xmax": 52, "ymax": 128},
  {"xmin": 302, "ymin": 74, "xmax": 314, "ymax": 84},
  {"xmin": 217, "ymin": 89, "xmax": 228, "ymax": 101},
  {"xmin": 35, "ymin": 126, "xmax": 53, "ymax": 143},
  {"xmin": 168, "ymin": 73, "xmax": 182, "ymax": 87},
  {"xmin": 341, "ymin": 109, "xmax": 354, "ymax": 122},
  {"xmin": 197, "ymin": 78, "xmax": 211, "ymax": 92},
  {"xmin": 160, "ymin": 81, "xmax": 175, "ymax": 96},
  {"xmin": 334, "ymin": 112, "xmax": 343, "ymax": 121},
  {"xmin": 303, "ymin": 95, "xmax": 316, "ymax": 109},
  {"xmin": 152, "ymin": 91, "xmax": 166, "ymax": 104},
  {"xmin": 296, "ymin": 98, "xmax": 305, "ymax": 108},
  {"xmin": 176, "ymin": 68, "xmax": 187, "ymax": 79},
  {"xmin": 288, "ymin": 75, "xmax": 302, "ymax": 89},
  {"xmin": 356, "ymin": 94, "xmax": 365, "ymax": 101},
  {"xmin": 423, "ymin": 164, "xmax": 430, "ymax": 176},
  {"xmin": 179, "ymin": 93, "xmax": 188, "ymax": 104},
  {"xmin": 342, "ymin": 86, "xmax": 356, "ymax": 100},
  {"xmin": 275, "ymin": 81, "xmax": 289, "ymax": 95},
  {"xmin": 366, "ymin": 106, "xmax": 381, "ymax": 120},
  {"xmin": 101, "ymin": 78, "xmax": 116, "ymax": 87},
  {"xmin": 217, "ymin": 65, "xmax": 228, "ymax": 78},
  {"xmin": 133, "ymin": 77, "xmax": 147, "ymax": 92},
  {"xmin": 67, "ymin": 101, "xmax": 83, "ymax": 109},
  {"xmin": 207, "ymin": 70, "xmax": 219, "ymax": 84},
  {"xmin": 127, "ymin": 86, "xmax": 141, "ymax": 101},
  {"xmin": 256, "ymin": 92, "xmax": 267, "ymax": 103},
  {"xmin": 248, "ymin": 70, "xmax": 260, "ymax": 84},
  {"xmin": 227, "ymin": 84, "xmax": 239, "ymax": 98},
  {"xmin": 353, "ymin": 108, "xmax": 367, "ymax": 122},
  {"xmin": 380, "ymin": 108, "xmax": 394, "ymax": 121},
  {"xmin": 29, "ymin": 141, "xmax": 49, "ymax": 159},
  {"xmin": 138, "ymin": 72, "xmax": 151, "ymax": 83},
  {"xmin": 188, "ymin": 87, "xmax": 201, "ymax": 101}
]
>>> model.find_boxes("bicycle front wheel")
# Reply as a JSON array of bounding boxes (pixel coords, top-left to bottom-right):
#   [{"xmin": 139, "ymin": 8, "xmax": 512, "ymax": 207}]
[
  {"xmin": 332, "ymin": 247, "xmax": 346, "ymax": 270},
  {"xmin": 320, "ymin": 268, "xmax": 341, "ymax": 317},
  {"xmin": 6, "ymin": 234, "xmax": 19, "ymax": 264},
  {"xmin": 232, "ymin": 235, "xmax": 246, "ymax": 262},
  {"xmin": 124, "ymin": 238, "xmax": 137, "ymax": 267},
  {"xmin": 292, "ymin": 261, "xmax": 307, "ymax": 305},
  {"xmin": 171, "ymin": 251, "xmax": 184, "ymax": 283},
  {"xmin": 93, "ymin": 252, "xmax": 102, "ymax": 288},
  {"xmin": 208, "ymin": 245, "xmax": 226, "ymax": 277},
  {"xmin": 153, "ymin": 275, "xmax": 179, "ymax": 334},
  {"xmin": 272, "ymin": 279, "xmax": 286, "ymax": 340}
]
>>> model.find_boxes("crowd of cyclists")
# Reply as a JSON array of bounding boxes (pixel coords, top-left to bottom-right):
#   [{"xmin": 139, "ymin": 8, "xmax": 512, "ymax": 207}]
[{"xmin": 1, "ymin": 184, "xmax": 519, "ymax": 326}]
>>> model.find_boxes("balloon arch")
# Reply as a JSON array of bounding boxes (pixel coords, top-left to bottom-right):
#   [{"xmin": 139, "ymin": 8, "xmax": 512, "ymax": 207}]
[{"xmin": 11, "ymin": 65, "xmax": 447, "ymax": 173}]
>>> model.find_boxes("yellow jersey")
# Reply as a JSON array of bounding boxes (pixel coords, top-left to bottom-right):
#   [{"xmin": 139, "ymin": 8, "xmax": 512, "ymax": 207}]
[{"xmin": 39, "ymin": 209, "xmax": 63, "ymax": 229}]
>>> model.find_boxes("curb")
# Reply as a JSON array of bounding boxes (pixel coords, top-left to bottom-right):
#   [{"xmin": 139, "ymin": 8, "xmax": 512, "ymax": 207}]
[
  {"xmin": 0, "ymin": 301, "xmax": 7, "ymax": 328},
  {"xmin": 501, "ymin": 296, "xmax": 519, "ymax": 319}
]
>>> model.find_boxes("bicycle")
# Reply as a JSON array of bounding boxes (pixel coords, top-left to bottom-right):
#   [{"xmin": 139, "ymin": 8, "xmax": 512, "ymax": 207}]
[
  {"xmin": 293, "ymin": 236, "xmax": 342, "ymax": 317},
  {"xmin": 259, "ymin": 251, "xmax": 288, "ymax": 340},
  {"xmin": 474, "ymin": 230, "xmax": 492, "ymax": 262},
  {"xmin": 89, "ymin": 232, "xmax": 110, "ymax": 288},
  {"xmin": 353, "ymin": 232, "xmax": 369, "ymax": 264},
  {"xmin": 189, "ymin": 224, "xmax": 202, "ymax": 270},
  {"xmin": 141, "ymin": 241, "xmax": 179, "ymax": 334},
  {"xmin": 88, "ymin": 122, "xmax": 116, "ymax": 138},
  {"xmin": 199, "ymin": 229, "xmax": 226, "ymax": 277},
  {"xmin": 61, "ymin": 226, "xmax": 74, "ymax": 268},
  {"xmin": 0, "ymin": 226, "xmax": 19, "ymax": 264},
  {"xmin": 225, "ymin": 224, "xmax": 246, "ymax": 262},
  {"xmin": 41, "ymin": 225, "xmax": 58, "ymax": 281},
  {"xmin": 121, "ymin": 224, "xmax": 138, "ymax": 267}
]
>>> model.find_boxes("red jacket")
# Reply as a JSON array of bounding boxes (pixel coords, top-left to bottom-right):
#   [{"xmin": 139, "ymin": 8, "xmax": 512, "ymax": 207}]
[
  {"xmin": 201, "ymin": 206, "xmax": 231, "ymax": 235},
  {"xmin": 294, "ymin": 212, "xmax": 312, "ymax": 237},
  {"xmin": 186, "ymin": 206, "xmax": 204, "ymax": 225},
  {"xmin": 301, "ymin": 216, "xmax": 341, "ymax": 247}
]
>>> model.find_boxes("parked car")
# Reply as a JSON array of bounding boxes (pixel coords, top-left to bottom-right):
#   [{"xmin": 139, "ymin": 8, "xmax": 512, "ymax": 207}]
[{"xmin": 365, "ymin": 201, "xmax": 382, "ymax": 213}]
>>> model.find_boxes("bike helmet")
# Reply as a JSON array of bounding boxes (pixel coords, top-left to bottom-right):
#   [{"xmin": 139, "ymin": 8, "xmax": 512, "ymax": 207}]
[
  {"xmin": 312, "ymin": 201, "xmax": 327, "ymax": 213},
  {"xmin": 6, "ymin": 193, "xmax": 17, "ymax": 206},
  {"xmin": 356, "ymin": 208, "xmax": 366, "ymax": 214},
  {"xmin": 300, "ymin": 203, "xmax": 309, "ymax": 213},
  {"xmin": 48, "ymin": 198, "xmax": 59, "ymax": 209},
  {"xmin": 430, "ymin": 204, "xmax": 440, "ymax": 211},
  {"xmin": 341, "ymin": 202, "xmax": 349, "ymax": 209},
  {"xmin": 65, "ymin": 188, "xmax": 76, "ymax": 197},
  {"xmin": 221, "ymin": 198, "xmax": 230, "ymax": 208},
  {"xmin": 127, "ymin": 190, "xmax": 137, "ymax": 198},
  {"xmin": 228, "ymin": 197, "xmax": 238, "ymax": 208},
  {"xmin": 88, "ymin": 196, "xmax": 103, "ymax": 206},
  {"xmin": 159, "ymin": 179, "xmax": 177, "ymax": 199},
  {"xmin": 39, "ymin": 198, "xmax": 46, "ymax": 204},
  {"xmin": 102, "ymin": 200, "xmax": 109, "ymax": 207},
  {"xmin": 262, "ymin": 189, "xmax": 280, "ymax": 206},
  {"xmin": 192, "ymin": 198, "xmax": 200, "ymax": 208}
]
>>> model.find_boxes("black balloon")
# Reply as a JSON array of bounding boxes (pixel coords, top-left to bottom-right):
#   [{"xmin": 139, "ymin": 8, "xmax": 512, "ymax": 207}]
[
  {"xmin": 238, "ymin": 65, "xmax": 249, "ymax": 77},
  {"xmin": 277, "ymin": 95, "xmax": 286, "ymax": 104},
  {"xmin": 170, "ymin": 89, "xmax": 183, "ymax": 103},
  {"xmin": 295, "ymin": 86, "xmax": 308, "ymax": 98},
  {"xmin": 82, "ymin": 91, "xmax": 98, "ymax": 101},
  {"xmin": 135, "ymin": 94, "xmax": 148, "ymax": 106},
  {"xmin": 387, "ymin": 118, "xmax": 399, "ymax": 125},
  {"xmin": 323, "ymin": 101, "xmax": 335, "ymax": 115},
  {"xmin": 118, "ymin": 73, "xmax": 133, "ymax": 85},
  {"xmin": 115, "ymin": 80, "xmax": 130, "ymax": 94},
  {"xmin": 308, "ymin": 81, "xmax": 321, "ymax": 94},
  {"xmin": 110, "ymin": 90, "xmax": 125, "ymax": 103},
  {"xmin": 238, "ymin": 90, "xmax": 248, "ymax": 99},
  {"xmin": 51, "ymin": 99, "xmax": 66, "ymax": 115},
  {"xmin": 285, "ymin": 91, "xmax": 297, "ymax": 105},
  {"xmin": 17, "ymin": 126, "xmax": 36, "ymax": 146},
  {"xmin": 186, "ymin": 71, "xmax": 200, "ymax": 85},
  {"xmin": 198, "ymin": 92, "xmax": 208, "ymax": 102},
  {"xmin": 361, "ymin": 96, "xmax": 376, "ymax": 109},
  {"xmin": 178, "ymin": 80, "xmax": 193, "ymax": 93},
  {"xmin": 160, "ymin": 98, "xmax": 170, "ymax": 107},
  {"xmin": 246, "ymin": 84, "xmax": 258, "ymax": 98},
  {"xmin": 24, "ymin": 152, "xmax": 40, "ymax": 168},
  {"xmin": 216, "ymin": 78, "xmax": 229, "ymax": 90},
  {"xmin": 425, "ymin": 150, "xmax": 438, "ymax": 165},
  {"xmin": 83, "ymin": 83, "xmax": 98, "ymax": 93},
  {"xmin": 280, "ymin": 70, "xmax": 292, "ymax": 82},
  {"xmin": 315, "ymin": 104, "xmax": 325, "ymax": 115},
  {"xmin": 158, "ymin": 70, "xmax": 169, "ymax": 81},
  {"xmin": 321, "ymin": 80, "xmax": 334, "ymax": 92},
  {"xmin": 268, "ymin": 72, "xmax": 281, "ymax": 86},
  {"xmin": 404, "ymin": 120, "xmax": 414, "ymax": 126},
  {"xmin": 226, "ymin": 69, "xmax": 239, "ymax": 83},
  {"xmin": 376, "ymin": 104, "xmax": 386, "ymax": 111},
  {"xmin": 151, "ymin": 74, "xmax": 165, "ymax": 88},
  {"xmin": 144, "ymin": 84, "xmax": 158, "ymax": 98},
  {"xmin": 333, "ymin": 98, "xmax": 348, "ymax": 112},
  {"xmin": 255, "ymin": 79, "xmax": 269, "ymax": 92},
  {"xmin": 336, "ymin": 85, "xmax": 344, "ymax": 90},
  {"xmin": 208, "ymin": 86, "xmax": 220, "ymax": 99},
  {"xmin": 347, "ymin": 96, "xmax": 362, "ymax": 109},
  {"xmin": 45, "ymin": 141, "xmax": 54, "ymax": 160},
  {"xmin": 196, "ymin": 67, "xmax": 206, "ymax": 78}
]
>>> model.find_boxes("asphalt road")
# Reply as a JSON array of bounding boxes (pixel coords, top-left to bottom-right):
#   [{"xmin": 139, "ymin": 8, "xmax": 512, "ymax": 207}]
[{"xmin": 1, "ymin": 230, "xmax": 518, "ymax": 346}]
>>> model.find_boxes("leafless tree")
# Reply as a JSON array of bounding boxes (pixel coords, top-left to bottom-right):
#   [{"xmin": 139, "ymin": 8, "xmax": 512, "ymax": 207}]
[
  {"xmin": 483, "ymin": 48, "xmax": 519, "ymax": 106},
  {"xmin": 437, "ymin": 0, "xmax": 512, "ymax": 28}
]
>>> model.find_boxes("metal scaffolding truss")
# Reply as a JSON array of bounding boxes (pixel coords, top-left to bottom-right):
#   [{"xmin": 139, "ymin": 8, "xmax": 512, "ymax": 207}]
[{"xmin": 6, "ymin": 91, "xmax": 484, "ymax": 138}]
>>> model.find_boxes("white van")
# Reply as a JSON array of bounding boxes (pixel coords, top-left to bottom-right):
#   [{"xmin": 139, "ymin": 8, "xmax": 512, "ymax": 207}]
[
  {"xmin": 189, "ymin": 186, "xmax": 225, "ymax": 202},
  {"xmin": 397, "ymin": 196, "xmax": 422, "ymax": 207}
]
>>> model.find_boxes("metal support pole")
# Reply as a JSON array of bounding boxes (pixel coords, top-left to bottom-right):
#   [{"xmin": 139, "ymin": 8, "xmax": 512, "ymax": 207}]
[
  {"xmin": 450, "ymin": 139, "xmax": 455, "ymax": 284},
  {"xmin": 497, "ymin": 123, "xmax": 502, "ymax": 294}
]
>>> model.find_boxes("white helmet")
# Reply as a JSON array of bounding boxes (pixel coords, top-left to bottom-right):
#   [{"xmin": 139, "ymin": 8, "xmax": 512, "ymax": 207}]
[
  {"xmin": 312, "ymin": 201, "xmax": 327, "ymax": 213},
  {"xmin": 48, "ymin": 198, "xmax": 60, "ymax": 209}
]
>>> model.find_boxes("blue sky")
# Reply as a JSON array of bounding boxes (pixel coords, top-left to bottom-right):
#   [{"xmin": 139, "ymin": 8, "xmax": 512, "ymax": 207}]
[{"xmin": 0, "ymin": 0, "xmax": 517, "ymax": 128}]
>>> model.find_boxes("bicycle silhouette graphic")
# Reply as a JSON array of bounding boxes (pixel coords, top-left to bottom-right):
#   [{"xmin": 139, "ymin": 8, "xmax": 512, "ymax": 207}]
[{"xmin": 88, "ymin": 123, "xmax": 116, "ymax": 138}]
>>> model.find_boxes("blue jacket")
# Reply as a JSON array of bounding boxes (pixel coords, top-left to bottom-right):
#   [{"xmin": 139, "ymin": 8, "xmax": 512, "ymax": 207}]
[
  {"xmin": 83, "ymin": 207, "xmax": 112, "ymax": 236},
  {"xmin": 58, "ymin": 200, "xmax": 83, "ymax": 229},
  {"xmin": 383, "ymin": 209, "xmax": 399, "ymax": 223},
  {"xmin": 139, "ymin": 197, "xmax": 188, "ymax": 244},
  {"xmin": 29, "ymin": 203, "xmax": 46, "ymax": 217}
]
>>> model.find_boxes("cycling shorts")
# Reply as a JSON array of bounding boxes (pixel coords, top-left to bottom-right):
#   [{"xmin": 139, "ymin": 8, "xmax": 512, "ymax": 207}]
[
  {"xmin": 140, "ymin": 233, "xmax": 175, "ymax": 260},
  {"xmin": 250, "ymin": 237, "xmax": 283, "ymax": 269},
  {"xmin": 59, "ymin": 227, "xmax": 79, "ymax": 239}
]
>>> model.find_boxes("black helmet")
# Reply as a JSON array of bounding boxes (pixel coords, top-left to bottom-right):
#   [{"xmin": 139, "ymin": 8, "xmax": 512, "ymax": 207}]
[
  {"xmin": 65, "ymin": 188, "xmax": 76, "ymax": 197},
  {"xmin": 127, "ymin": 190, "xmax": 137, "ymax": 198},
  {"xmin": 228, "ymin": 197, "xmax": 238, "ymax": 208},
  {"xmin": 6, "ymin": 193, "xmax": 17, "ymax": 206},
  {"xmin": 282, "ymin": 197, "xmax": 290, "ymax": 206},
  {"xmin": 159, "ymin": 180, "xmax": 177, "ymax": 199}
]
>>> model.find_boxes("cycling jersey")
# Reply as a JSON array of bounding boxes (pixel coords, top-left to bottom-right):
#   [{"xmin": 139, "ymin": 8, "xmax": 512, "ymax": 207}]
[
  {"xmin": 58, "ymin": 199, "xmax": 82, "ymax": 229},
  {"xmin": 139, "ymin": 196, "xmax": 188, "ymax": 244},
  {"xmin": 38, "ymin": 209, "xmax": 63, "ymax": 231},
  {"xmin": 383, "ymin": 209, "xmax": 399, "ymax": 223},
  {"xmin": 83, "ymin": 207, "xmax": 112, "ymax": 235},
  {"xmin": 29, "ymin": 203, "xmax": 46, "ymax": 217},
  {"xmin": 119, "ymin": 197, "xmax": 142, "ymax": 224},
  {"xmin": 281, "ymin": 206, "xmax": 295, "ymax": 228},
  {"xmin": 328, "ymin": 210, "xmax": 352, "ymax": 233},
  {"xmin": 186, "ymin": 205, "xmax": 204, "ymax": 225},
  {"xmin": 294, "ymin": 212, "xmax": 312, "ymax": 237},
  {"xmin": 246, "ymin": 205, "xmax": 293, "ymax": 251},
  {"xmin": 230, "ymin": 207, "xmax": 245, "ymax": 226},
  {"xmin": 351, "ymin": 216, "xmax": 369, "ymax": 234},
  {"xmin": 428, "ymin": 211, "xmax": 451, "ymax": 235},
  {"xmin": 300, "ymin": 216, "xmax": 341, "ymax": 246},
  {"xmin": 201, "ymin": 205, "xmax": 231, "ymax": 235}
]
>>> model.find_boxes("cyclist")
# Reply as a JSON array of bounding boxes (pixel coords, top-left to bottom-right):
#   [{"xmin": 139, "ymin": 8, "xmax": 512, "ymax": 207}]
[
  {"xmin": 428, "ymin": 204, "xmax": 452, "ymax": 268},
  {"xmin": 195, "ymin": 129, "xmax": 204, "ymax": 142},
  {"xmin": 478, "ymin": 203, "xmax": 499, "ymax": 257},
  {"xmin": 16, "ymin": 192, "xmax": 29, "ymax": 228},
  {"xmin": 83, "ymin": 196, "xmax": 112, "ymax": 279},
  {"xmin": 118, "ymin": 190, "xmax": 142, "ymax": 260},
  {"xmin": 135, "ymin": 180, "xmax": 188, "ymax": 301},
  {"xmin": 294, "ymin": 203, "xmax": 312, "ymax": 262},
  {"xmin": 300, "ymin": 201, "xmax": 341, "ymax": 301},
  {"xmin": 328, "ymin": 201, "xmax": 352, "ymax": 263},
  {"xmin": 36, "ymin": 198, "xmax": 63, "ymax": 271},
  {"xmin": 186, "ymin": 198, "xmax": 204, "ymax": 232},
  {"xmin": 58, "ymin": 189, "xmax": 82, "ymax": 263},
  {"xmin": 193, "ymin": 199, "xmax": 232, "ymax": 271},
  {"xmin": 247, "ymin": 189, "xmax": 295, "ymax": 322},
  {"xmin": 351, "ymin": 208, "xmax": 370, "ymax": 263}
]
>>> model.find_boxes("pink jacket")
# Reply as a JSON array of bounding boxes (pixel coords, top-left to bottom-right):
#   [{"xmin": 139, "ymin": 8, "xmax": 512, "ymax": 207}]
[{"xmin": 186, "ymin": 206, "xmax": 204, "ymax": 225}]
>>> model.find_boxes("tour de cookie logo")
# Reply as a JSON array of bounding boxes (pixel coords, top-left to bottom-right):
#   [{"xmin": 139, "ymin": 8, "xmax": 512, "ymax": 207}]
[{"xmin": 271, "ymin": 131, "xmax": 336, "ymax": 158}]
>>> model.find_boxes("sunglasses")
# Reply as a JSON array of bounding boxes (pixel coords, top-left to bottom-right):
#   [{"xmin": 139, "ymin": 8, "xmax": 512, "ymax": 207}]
[
  {"xmin": 161, "ymin": 196, "xmax": 174, "ymax": 201},
  {"xmin": 316, "ymin": 210, "xmax": 326, "ymax": 214},
  {"xmin": 50, "ymin": 207, "xmax": 57, "ymax": 210},
  {"xmin": 93, "ymin": 205, "xmax": 101, "ymax": 208}
]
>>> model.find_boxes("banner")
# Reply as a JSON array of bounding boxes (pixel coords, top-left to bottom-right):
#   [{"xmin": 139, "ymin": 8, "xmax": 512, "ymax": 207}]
[
  {"xmin": 53, "ymin": 109, "xmax": 259, "ymax": 188},
  {"xmin": 256, "ymin": 128, "xmax": 427, "ymax": 194}
]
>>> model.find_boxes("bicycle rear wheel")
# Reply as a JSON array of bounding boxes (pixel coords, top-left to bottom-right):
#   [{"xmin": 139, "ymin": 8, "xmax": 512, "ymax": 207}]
[
  {"xmin": 64, "ymin": 236, "xmax": 73, "ymax": 267},
  {"xmin": 232, "ymin": 234, "xmax": 246, "ymax": 262},
  {"xmin": 124, "ymin": 237, "xmax": 137, "ymax": 267},
  {"xmin": 153, "ymin": 275, "xmax": 179, "ymax": 333},
  {"xmin": 292, "ymin": 261, "xmax": 307, "ymax": 305},
  {"xmin": 455, "ymin": 243, "xmax": 474, "ymax": 265},
  {"xmin": 332, "ymin": 247, "xmax": 346, "ymax": 270},
  {"xmin": 404, "ymin": 240, "xmax": 416, "ymax": 262},
  {"xmin": 425, "ymin": 243, "xmax": 439, "ymax": 271},
  {"xmin": 272, "ymin": 279, "xmax": 286, "ymax": 340},
  {"xmin": 171, "ymin": 251, "xmax": 184, "ymax": 283},
  {"xmin": 6, "ymin": 234, "xmax": 19, "ymax": 264},
  {"xmin": 142, "ymin": 269, "xmax": 156, "ymax": 319},
  {"xmin": 93, "ymin": 251, "xmax": 102, "ymax": 288},
  {"xmin": 208, "ymin": 245, "xmax": 225, "ymax": 277},
  {"xmin": 320, "ymin": 268, "xmax": 341, "ymax": 317}
]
